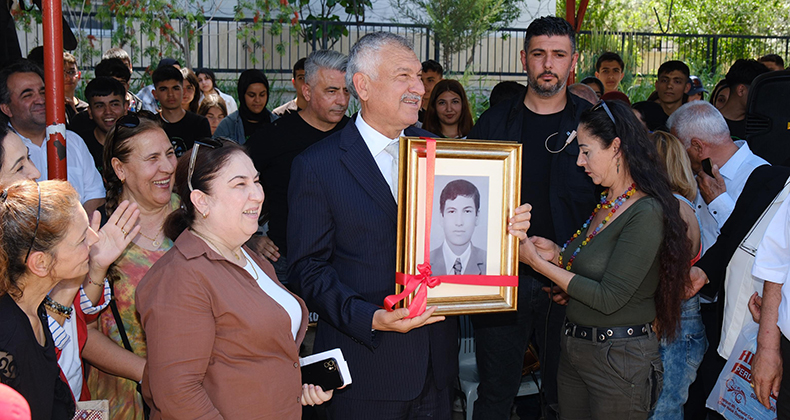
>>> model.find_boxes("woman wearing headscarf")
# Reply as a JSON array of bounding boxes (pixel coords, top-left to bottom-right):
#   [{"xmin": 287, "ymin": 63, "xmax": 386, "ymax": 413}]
[{"xmin": 214, "ymin": 69, "xmax": 278, "ymax": 144}]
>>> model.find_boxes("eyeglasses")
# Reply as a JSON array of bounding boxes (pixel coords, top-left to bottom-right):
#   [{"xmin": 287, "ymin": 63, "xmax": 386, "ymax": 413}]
[
  {"xmin": 591, "ymin": 100, "xmax": 619, "ymax": 137},
  {"xmin": 64, "ymin": 70, "xmax": 79, "ymax": 78},
  {"xmin": 187, "ymin": 137, "xmax": 224, "ymax": 192},
  {"xmin": 109, "ymin": 111, "xmax": 185, "ymax": 157},
  {"xmin": 24, "ymin": 182, "xmax": 41, "ymax": 264}
]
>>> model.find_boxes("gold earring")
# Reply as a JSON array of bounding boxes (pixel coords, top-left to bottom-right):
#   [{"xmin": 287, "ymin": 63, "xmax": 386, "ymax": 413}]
[{"xmin": 202, "ymin": 211, "xmax": 208, "ymax": 219}]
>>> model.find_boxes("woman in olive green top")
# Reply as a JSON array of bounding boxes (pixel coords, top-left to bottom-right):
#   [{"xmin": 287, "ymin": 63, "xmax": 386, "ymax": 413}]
[{"xmin": 520, "ymin": 100, "xmax": 691, "ymax": 419}]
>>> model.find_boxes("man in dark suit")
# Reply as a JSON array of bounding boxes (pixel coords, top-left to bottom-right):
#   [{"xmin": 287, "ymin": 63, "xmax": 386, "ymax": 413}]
[
  {"xmin": 430, "ymin": 179, "xmax": 487, "ymax": 276},
  {"xmin": 288, "ymin": 32, "xmax": 531, "ymax": 418}
]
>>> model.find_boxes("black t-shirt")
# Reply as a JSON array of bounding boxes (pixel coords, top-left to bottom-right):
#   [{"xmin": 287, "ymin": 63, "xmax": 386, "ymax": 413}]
[
  {"xmin": 247, "ymin": 112, "xmax": 350, "ymax": 254},
  {"xmin": 0, "ymin": 295, "xmax": 75, "ymax": 420},
  {"xmin": 66, "ymin": 109, "xmax": 94, "ymax": 134},
  {"xmin": 242, "ymin": 118, "xmax": 269, "ymax": 142},
  {"xmin": 160, "ymin": 110, "xmax": 212, "ymax": 149},
  {"xmin": 521, "ymin": 105, "xmax": 561, "ymax": 243},
  {"xmin": 73, "ymin": 125, "xmax": 105, "ymax": 174},
  {"xmin": 632, "ymin": 101, "xmax": 669, "ymax": 132},
  {"xmin": 726, "ymin": 117, "xmax": 747, "ymax": 140}
]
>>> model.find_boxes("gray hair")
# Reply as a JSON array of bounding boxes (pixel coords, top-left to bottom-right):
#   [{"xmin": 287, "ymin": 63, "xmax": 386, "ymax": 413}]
[
  {"xmin": 346, "ymin": 32, "xmax": 414, "ymax": 99},
  {"xmin": 666, "ymin": 101, "xmax": 731, "ymax": 146},
  {"xmin": 304, "ymin": 50, "xmax": 348, "ymax": 86}
]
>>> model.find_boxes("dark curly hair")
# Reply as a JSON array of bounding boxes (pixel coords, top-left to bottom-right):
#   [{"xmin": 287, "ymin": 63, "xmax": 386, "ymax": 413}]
[{"xmin": 579, "ymin": 100, "xmax": 691, "ymax": 340}]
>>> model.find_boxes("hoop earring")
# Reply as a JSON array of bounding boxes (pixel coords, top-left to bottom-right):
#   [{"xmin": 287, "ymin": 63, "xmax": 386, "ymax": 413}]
[{"xmin": 617, "ymin": 158, "xmax": 620, "ymax": 174}]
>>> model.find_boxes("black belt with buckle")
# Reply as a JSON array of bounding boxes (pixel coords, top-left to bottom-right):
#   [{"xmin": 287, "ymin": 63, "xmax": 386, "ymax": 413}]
[{"xmin": 564, "ymin": 321, "xmax": 651, "ymax": 343}]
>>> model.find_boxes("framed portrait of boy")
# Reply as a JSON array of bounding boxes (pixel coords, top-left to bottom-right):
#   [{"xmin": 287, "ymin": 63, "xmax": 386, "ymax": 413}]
[{"xmin": 393, "ymin": 137, "xmax": 522, "ymax": 316}]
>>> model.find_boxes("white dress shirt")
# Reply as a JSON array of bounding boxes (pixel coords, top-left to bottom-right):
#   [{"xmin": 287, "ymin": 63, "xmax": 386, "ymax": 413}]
[
  {"xmin": 752, "ymin": 196, "xmax": 790, "ymax": 340},
  {"xmin": 242, "ymin": 249, "xmax": 302, "ymax": 340},
  {"xmin": 13, "ymin": 126, "xmax": 105, "ymax": 204},
  {"xmin": 356, "ymin": 112, "xmax": 404, "ymax": 194},
  {"xmin": 442, "ymin": 241, "xmax": 472, "ymax": 275},
  {"xmin": 697, "ymin": 140, "xmax": 768, "ymax": 255}
]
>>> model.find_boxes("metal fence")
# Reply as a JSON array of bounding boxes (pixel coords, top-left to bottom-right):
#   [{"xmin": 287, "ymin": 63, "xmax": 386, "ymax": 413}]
[{"xmin": 15, "ymin": 13, "xmax": 790, "ymax": 81}]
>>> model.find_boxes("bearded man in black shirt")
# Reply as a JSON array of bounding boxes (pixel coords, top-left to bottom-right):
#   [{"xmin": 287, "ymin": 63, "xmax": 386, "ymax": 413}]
[
  {"xmin": 247, "ymin": 49, "xmax": 351, "ymax": 281},
  {"xmin": 466, "ymin": 16, "xmax": 597, "ymax": 420}
]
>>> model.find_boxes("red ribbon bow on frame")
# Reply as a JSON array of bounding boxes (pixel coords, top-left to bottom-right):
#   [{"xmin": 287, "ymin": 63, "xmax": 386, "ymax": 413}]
[{"xmin": 383, "ymin": 138, "xmax": 518, "ymax": 319}]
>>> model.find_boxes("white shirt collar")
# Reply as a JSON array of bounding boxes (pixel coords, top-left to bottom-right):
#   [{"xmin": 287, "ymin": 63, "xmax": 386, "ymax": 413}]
[
  {"xmin": 355, "ymin": 112, "xmax": 403, "ymax": 155},
  {"xmin": 8, "ymin": 123, "xmax": 45, "ymax": 149},
  {"xmin": 442, "ymin": 241, "xmax": 472, "ymax": 275},
  {"xmin": 718, "ymin": 140, "xmax": 751, "ymax": 181}
]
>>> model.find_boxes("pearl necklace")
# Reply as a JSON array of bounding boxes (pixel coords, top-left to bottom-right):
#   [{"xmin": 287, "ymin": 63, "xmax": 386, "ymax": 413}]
[{"xmin": 558, "ymin": 183, "xmax": 637, "ymax": 271}]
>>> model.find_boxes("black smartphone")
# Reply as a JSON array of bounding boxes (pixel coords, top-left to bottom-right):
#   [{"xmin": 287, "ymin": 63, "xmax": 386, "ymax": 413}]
[
  {"xmin": 301, "ymin": 357, "xmax": 344, "ymax": 390},
  {"xmin": 702, "ymin": 158, "xmax": 714, "ymax": 177}
]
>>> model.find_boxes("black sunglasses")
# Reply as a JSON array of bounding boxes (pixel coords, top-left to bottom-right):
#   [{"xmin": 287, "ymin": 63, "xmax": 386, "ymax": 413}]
[
  {"xmin": 187, "ymin": 137, "xmax": 224, "ymax": 191},
  {"xmin": 111, "ymin": 112, "xmax": 186, "ymax": 157},
  {"xmin": 24, "ymin": 181, "xmax": 41, "ymax": 264},
  {"xmin": 591, "ymin": 100, "xmax": 619, "ymax": 137}
]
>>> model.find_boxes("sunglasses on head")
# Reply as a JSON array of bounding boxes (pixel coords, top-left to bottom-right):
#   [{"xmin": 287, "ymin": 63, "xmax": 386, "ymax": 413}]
[
  {"xmin": 111, "ymin": 111, "xmax": 186, "ymax": 157},
  {"xmin": 187, "ymin": 137, "xmax": 224, "ymax": 192},
  {"xmin": 591, "ymin": 100, "xmax": 619, "ymax": 137}
]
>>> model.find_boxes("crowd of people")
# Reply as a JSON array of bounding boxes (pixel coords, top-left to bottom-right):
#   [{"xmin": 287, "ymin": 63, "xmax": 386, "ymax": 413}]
[{"xmin": 0, "ymin": 14, "xmax": 789, "ymax": 420}]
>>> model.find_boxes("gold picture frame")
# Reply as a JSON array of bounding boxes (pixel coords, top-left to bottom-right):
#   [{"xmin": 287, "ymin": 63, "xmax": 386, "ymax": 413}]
[{"xmin": 394, "ymin": 137, "xmax": 522, "ymax": 316}]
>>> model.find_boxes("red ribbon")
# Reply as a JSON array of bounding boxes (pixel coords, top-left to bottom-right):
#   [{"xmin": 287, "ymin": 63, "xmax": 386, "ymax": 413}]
[{"xmin": 384, "ymin": 137, "xmax": 518, "ymax": 318}]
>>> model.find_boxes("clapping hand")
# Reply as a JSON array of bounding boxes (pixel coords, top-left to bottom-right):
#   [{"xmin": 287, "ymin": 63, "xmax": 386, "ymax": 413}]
[{"xmin": 89, "ymin": 200, "xmax": 141, "ymax": 270}]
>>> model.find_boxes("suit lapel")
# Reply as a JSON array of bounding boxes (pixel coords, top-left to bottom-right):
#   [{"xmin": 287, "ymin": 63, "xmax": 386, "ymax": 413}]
[
  {"xmin": 339, "ymin": 123, "xmax": 398, "ymax": 223},
  {"xmin": 465, "ymin": 246, "xmax": 486, "ymax": 275}
]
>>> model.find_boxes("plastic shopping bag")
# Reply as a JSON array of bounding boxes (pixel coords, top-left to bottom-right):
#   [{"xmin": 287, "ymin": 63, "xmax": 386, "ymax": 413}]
[{"xmin": 706, "ymin": 321, "xmax": 777, "ymax": 420}]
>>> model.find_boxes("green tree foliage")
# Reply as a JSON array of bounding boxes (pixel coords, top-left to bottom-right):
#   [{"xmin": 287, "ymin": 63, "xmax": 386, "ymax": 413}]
[
  {"xmin": 293, "ymin": 0, "xmax": 372, "ymax": 48},
  {"xmin": 393, "ymin": 0, "xmax": 524, "ymax": 71},
  {"xmin": 558, "ymin": 0, "xmax": 790, "ymax": 35},
  {"xmin": 13, "ymin": 0, "xmax": 300, "ymax": 76}
]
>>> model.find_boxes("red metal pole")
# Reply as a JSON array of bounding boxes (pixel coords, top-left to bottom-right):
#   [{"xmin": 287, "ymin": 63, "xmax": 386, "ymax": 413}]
[
  {"xmin": 42, "ymin": 0, "xmax": 67, "ymax": 180},
  {"xmin": 565, "ymin": 0, "xmax": 576, "ymax": 29},
  {"xmin": 576, "ymin": 0, "xmax": 590, "ymax": 32}
]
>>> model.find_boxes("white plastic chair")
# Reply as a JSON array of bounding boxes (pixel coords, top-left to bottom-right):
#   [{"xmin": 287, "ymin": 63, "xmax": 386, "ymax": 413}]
[{"xmin": 457, "ymin": 315, "xmax": 541, "ymax": 420}]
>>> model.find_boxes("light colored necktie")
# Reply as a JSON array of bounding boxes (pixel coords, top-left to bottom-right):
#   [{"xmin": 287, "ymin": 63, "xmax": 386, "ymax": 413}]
[
  {"xmin": 453, "ymin": 258, "xmax": 462, "ymax": 275},
  {"xmin": 384, "ymin": 140, "xmax": 399, "ymax": 202}
]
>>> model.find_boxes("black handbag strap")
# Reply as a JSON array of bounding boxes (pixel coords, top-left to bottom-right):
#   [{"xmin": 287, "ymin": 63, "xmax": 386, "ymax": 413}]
[
  {"xmin": 108, "ymin": 281, "xmax": 134, "ymax": 353},
  {"xmin": 107, "ymin": 280, "xmax": 151, "ymax": 419}
]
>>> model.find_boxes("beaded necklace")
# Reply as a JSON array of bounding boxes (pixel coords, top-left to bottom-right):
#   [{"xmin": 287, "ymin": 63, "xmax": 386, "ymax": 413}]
[{"xmin": 558, "ymin": 183, "xmax": 637, "ymax": 271}]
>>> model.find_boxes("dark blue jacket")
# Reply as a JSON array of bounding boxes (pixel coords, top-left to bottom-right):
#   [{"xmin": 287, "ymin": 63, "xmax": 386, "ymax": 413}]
[{"xmin": 287, "ymin": 121, "xmax": 458, "ymax": 401}]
